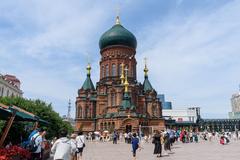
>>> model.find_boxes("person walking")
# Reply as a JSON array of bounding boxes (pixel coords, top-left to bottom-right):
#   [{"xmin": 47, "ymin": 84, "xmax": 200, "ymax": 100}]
[
  {"xmin": 70, "ymin": 134, "xmax": 78, "ymax": 160},
  {"xmin": 113, "ymin": 131, "xmax": 118, "ymax": 144},
  {"xmin": 76, "ymin": 131, "xmax": 85, "ymax": 160},
  {"xmin": 131, "ymin": 133, "xmax": 140, "ymax": 160},
  {"xmin": 152, "ymin": 130, "xmax": 162, "ymax": 158},
  {"xmin": 30, "ymin": 128, "xmax": 46, "ymax": 160},
  {"xmin": 51, "ymin": 130, "xmax": 77, "ymax": 160}
]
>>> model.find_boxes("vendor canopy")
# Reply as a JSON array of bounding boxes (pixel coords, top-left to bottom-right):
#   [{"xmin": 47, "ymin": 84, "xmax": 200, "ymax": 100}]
[{"xmin": 0, "ymin": 103, "xmax": 48, "ymax": 124}]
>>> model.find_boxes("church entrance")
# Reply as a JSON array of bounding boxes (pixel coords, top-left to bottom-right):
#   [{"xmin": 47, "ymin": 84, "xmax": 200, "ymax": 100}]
[{"xmin": 126, "ymin": 125, "xmax": 132, "ymax": 133}]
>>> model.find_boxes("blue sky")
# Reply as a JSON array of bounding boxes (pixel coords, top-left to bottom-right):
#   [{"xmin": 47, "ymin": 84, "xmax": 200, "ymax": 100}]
[{"xmin": 0, "ymin": 0, "xmax": 240, "ymax": 118}]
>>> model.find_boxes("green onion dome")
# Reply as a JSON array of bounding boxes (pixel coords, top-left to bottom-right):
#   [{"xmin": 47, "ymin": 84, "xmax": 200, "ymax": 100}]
[{"xmin": 99, "ymin": 16, "xmax": 137, "ymax": 50}]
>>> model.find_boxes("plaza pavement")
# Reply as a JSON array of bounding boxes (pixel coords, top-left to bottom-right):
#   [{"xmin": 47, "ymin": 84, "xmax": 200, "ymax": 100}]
[{"xmin": 82, "ymin": 139, "xmax": 240, "ymax": 160}]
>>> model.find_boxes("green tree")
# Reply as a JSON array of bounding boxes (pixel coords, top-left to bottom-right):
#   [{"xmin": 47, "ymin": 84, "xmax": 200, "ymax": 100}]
[{"xmin": 0, "ymin": 97, "xmax": 73, "ymax": 144}]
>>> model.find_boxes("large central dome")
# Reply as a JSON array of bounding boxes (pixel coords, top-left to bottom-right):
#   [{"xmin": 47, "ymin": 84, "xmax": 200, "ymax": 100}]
[{"xmin": 99, "ymin": 17, "xmax": 137, "ymax": 50}]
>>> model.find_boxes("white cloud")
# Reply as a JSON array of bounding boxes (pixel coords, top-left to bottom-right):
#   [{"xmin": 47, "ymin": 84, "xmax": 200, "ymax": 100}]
[{"xmin": 136, "ymin": 0, "xmax": 240, "ymax": 118}]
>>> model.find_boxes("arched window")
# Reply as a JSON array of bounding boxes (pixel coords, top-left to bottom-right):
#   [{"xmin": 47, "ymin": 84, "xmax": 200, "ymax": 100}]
[
  {"xmin": 125, "ymin": 65, "xmax": 129, "ymax": 77},
  {"xmin": 152, "ymin": 106, "xmax": 158, "ymax": 117},
  {"xmin": 112, "ymin": 122, "xmax": 115, "ymax": 129},
  {"xmin": 102, "ymin": 65, "xmax": 105, "ymax": 78},
  {"xmin": 104, "ymin": 122, "xmax": 107, "ymax": 130},
  {"xmin": 106, "ymin": 65, "xmax": 109, "ymax": 77},
  {"xmin": 100, "ymin": 123, "xmax": 103, "ymax": 130},
  {"xmin": 111, "ymin": 93, "xmax": 115, "ymax": 106},
  {"xmin": 79, "ymin": 107, "xmax": 82, "ymax": 118},
  {"xmin": 118, "ymin": 64, "xmax": 122, "ymax": 76},
  {"xmin": 85, "ymin": 106, "xmax": 89, "ymax": 118},
  {"xmin": 88, "ymin": 107, "xmax": 91, "ymax": 118},
  {"xmin": 1, "ymin": 87, "xmax": 4, "ymax": 96},
  {"xmin": 112, "ymin": 64, "xmax": 116, "ymax": 76}
]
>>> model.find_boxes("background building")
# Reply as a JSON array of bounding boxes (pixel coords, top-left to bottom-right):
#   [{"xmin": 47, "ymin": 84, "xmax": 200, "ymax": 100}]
[
  {"xmin": 0, "ymin": 74, "xmax": 23, "ymax": 97},
  {"xmin": 229, "ymin": 92, "xmax": 240, "ymax": 119},
  {"xmin": 158, "ymin": 94, "xmax": 172, "ymax": 110},
  {"xmin": 163, "ymin": 107, "xmax": 200, "ymax": 123},
  {"xmin": 163, "ymin": 107, "xmax": 200, "ymax": 126}
]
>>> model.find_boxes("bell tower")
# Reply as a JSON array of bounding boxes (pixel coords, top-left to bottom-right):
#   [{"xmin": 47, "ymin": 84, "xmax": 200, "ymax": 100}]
[{"xmin": 98, "ymin": 16, "xmax": 137, "ymax": 84}]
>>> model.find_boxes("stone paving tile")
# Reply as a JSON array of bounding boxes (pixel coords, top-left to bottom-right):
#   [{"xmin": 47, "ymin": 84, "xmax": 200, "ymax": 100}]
[{"xmin": 83, "ymin": 140, "xmax": 240, "ymax": 160}]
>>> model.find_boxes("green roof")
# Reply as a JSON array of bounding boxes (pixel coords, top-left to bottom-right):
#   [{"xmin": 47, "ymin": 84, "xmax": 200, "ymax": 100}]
[
  {"xmin": 120, "ymin": 92, "xmax": 135, "ymax": 111},
  {"xmin": 81, "ymin": 75, "xmax": 95, "ymax": 90},
  {"xmin": 121, "ymin": 92, "xmax": 131, "ymax": 110},
  {"xmin": 143, "ymin": 76, "xmax": 153, "ymax": 92},
  {"xmin": 99, "ymin": 24, "xmax": 137, "ymax": 50}
]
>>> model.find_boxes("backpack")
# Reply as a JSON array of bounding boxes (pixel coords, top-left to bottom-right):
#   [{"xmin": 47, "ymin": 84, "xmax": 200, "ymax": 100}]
[{"xmin": 28, "ymin": 134, "xmax": 40, "ymax": 152}]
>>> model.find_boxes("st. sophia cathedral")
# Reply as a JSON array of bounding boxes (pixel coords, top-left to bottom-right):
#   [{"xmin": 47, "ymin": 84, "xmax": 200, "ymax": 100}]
[{"xmin": 75, "ymin": 16, "xmax": 165, "ymax": 133}]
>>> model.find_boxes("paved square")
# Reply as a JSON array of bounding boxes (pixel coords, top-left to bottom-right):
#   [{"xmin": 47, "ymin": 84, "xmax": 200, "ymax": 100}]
[{"xmin": 83, "ymin": 140, "xmax": 240, "ymax": 160}]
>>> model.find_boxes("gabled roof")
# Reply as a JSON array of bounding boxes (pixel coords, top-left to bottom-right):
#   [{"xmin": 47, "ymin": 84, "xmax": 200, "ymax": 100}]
[
  {"xmin": 143, "ymin": 76, "xmax": 153, "ymax": 92},
  {"xmin": 81, "ymin": 75, "xmax": 95, "ymax": 91}
]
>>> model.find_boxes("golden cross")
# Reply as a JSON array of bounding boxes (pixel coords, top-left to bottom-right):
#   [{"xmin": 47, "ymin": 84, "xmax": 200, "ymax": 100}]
[
  {"xmin": 115, "ymin": 4, "xmax": 121, "ymax": 24},
  {"xmin": 144, "ymin": 57, "xmax": 147, "ymax": 66},
  {"xmin": 116, "ymin": 4, "xmax": 120, "ymax": 17}
]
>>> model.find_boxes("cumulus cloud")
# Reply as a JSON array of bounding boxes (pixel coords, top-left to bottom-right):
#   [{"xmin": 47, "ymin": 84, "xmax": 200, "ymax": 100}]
[{"xmin": 137, "ymin": 0, "xmax": 240, "ymax": 118}]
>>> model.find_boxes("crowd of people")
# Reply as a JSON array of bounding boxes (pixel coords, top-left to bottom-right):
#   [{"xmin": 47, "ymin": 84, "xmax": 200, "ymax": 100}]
[
  {"xmin": 20, "ymin": 127, "xmax": 86, "ymax": 160},
  {"xmin": 15, "ymin": 127, "xmax": 240, "ymax": 160}
]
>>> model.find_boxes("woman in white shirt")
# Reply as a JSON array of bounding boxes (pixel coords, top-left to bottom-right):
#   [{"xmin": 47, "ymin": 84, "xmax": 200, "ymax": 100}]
[{"xmin": 76, "ymin": 131, "xmax": 85, "ymax": 160}]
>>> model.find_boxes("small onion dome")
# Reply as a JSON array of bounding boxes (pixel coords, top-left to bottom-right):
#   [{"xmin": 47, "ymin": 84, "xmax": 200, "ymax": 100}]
[{"xmin": 99, "ymin": 16, "xmax": 137, "ymax": 50}]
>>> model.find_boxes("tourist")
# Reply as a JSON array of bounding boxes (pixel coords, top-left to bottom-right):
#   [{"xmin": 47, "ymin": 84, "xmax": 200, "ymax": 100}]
[
  {"xmin": 193, "ymin": 131, "xmax": 198, "ymax": 143},
  {"xmin": 144, "ymin": 135, "xmax": 148, "ymax": 143},
  {"xmin": 76, "ymin": 131, "xmax": 85, "ymax": 160},
  {"xmin": 169, "ymin": 129, "xmax": 175, "ymax": 145},
  {"xmin": 31, "ymin": 128, "xmax": 46, "ymax": 160},
  {"xmin": 70, "ymin": 134, "xmax": 78, "ymax": 160},
  {"xmin": 112, "ymin": 130, "xmax": 118, "ymax": 144},
  {"xmin": 124, "ymin": 132, "xmax": 128, "ymax": 143},
  {"xmin": 152, "ymin": 130, "xmax": 162, "ymax": 158},
  {"xmin": 51, "ymin": 129, "xmax": 76, "ymax": 160},
  {"xmin": 189, "ymin": 131, "xmax": 193, "ymax": 143},
  {"xmin": 208, "ymin": 132, "xmax": 213, "ymax": 141},
  {"xmin": 224, "ymin": 133, "xmax": 230, "ymax": 144},
  {"xmin": 236, "ymin": 130, "xmax": 239, "ymax": 140},
  {"xmin": 180, "ymin": 130, "xmax": 185, "ymax": 143},
  {"xmin": 119, "ymin": 132, "xmax": 123, "ymax": 142},
  {"xmin": 163, "ymin": 131, "xmax": 171, "ymax": 153},
  {"xmin": 131, "ymin": 133, "xmax": 140, "ymax": 160}
]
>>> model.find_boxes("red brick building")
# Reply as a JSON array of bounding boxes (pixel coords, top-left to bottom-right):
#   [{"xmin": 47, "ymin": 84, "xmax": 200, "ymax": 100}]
[{"xmin": 75, "ymin": 16, "xmax": 165, "ymax": 133}]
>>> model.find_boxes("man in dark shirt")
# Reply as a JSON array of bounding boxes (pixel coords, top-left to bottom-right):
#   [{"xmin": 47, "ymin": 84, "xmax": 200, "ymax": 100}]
[{"xmin": 131, "ymin": 133, "xmax": 139, "ymax": 160}]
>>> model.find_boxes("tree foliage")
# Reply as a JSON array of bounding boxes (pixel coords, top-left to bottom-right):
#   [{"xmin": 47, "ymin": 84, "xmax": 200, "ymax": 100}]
[{"xmin": 0, "ymin": 97, "xmax": 73, "ymax": 144}]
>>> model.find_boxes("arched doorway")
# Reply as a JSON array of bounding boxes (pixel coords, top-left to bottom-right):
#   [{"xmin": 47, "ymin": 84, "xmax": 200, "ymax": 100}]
[{"xmin": 126, "ymin": 125, "xmax": 132, "ymax": 133}]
